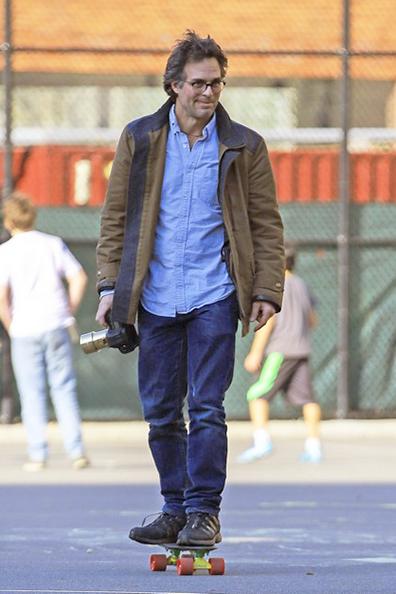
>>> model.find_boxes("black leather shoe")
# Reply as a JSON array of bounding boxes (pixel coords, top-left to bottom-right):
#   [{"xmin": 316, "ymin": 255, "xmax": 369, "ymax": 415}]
[
  {"xmin": 177, "ymin": 512, "xmax": 222, "ymax": 546},
  {"xmin": 129, "ymin": 512, "xmax": 186, "ymax": 544}
]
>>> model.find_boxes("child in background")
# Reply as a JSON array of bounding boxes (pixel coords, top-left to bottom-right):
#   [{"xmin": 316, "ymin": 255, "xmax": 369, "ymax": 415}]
[
  {"xmin": 0, "ymin": 193, "xmax": 89, "ymax": 471},
  {"xmin": 238, "ymin": 248, "xmax": 322, "ymax": 463}
]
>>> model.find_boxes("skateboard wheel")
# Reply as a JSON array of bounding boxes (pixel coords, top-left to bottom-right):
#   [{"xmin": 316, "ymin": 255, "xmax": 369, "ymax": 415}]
[
  {"xmin": 209, "ymin": 557, "xmax": 225, "ymax": 575},
  {"xmin": 176, "ymin": 556, "xmax": 194, "ymax": 575},
  {"xmin": 149, "ymin": 553, "xmax": 167, "ymax": 571}
]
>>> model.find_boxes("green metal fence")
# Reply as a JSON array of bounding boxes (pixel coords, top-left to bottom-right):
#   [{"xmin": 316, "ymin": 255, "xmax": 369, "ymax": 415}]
[
  {"xmin": 10, "ymin": 203, "xmax": 389, "ymax": 421},
  {"xmin": 1, "ymin": 0, "xmax": 396, "ymax": 421}
]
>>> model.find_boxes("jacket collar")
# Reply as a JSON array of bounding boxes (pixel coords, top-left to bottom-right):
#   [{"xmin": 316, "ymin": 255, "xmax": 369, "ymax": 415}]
[
  {"xmin": 215, "ymin": 102, "xmax": 246, "ymax": 149},
  {"xmin": 151, "ymin": 98, "xmax": 245, "ymax": 149}
]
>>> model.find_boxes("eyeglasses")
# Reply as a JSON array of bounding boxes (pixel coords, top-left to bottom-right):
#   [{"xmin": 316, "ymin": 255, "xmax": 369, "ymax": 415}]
[{"xmin": 183, "ymin": 78, "xmax": 226, "ymax": 94}]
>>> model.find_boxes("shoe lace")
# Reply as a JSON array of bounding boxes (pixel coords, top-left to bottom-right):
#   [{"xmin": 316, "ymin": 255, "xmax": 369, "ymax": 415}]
[
  {"xmin": 188, "ymin": 512, "xmax": 208, "ymax": 529},
  {"xmin": 141, "ymin": 511, "xmax": 181, "ymax": 527},
  {"xmin": 141, "ymin": 512, "xmax": 166, "ymax": 527}
]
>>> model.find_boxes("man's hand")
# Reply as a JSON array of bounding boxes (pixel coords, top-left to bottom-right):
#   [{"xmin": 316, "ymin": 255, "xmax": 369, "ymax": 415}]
[
  {"xmin": 95, "ymin": 294, "xmax": 114, "ymax": 327},
  {"xmin": 249, "ymin": 301, "xmax": 276, "ymax": 332}
]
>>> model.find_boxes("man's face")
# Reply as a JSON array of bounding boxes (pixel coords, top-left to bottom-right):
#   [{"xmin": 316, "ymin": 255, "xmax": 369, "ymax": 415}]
[{"xmin": 171, "ymin": 58, "xmax": 223, "ymax": 123}]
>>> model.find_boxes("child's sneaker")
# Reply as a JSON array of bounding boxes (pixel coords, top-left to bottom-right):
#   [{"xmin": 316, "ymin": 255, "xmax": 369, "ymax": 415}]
[
  {"xmin": 237, "ymin": 443, "xmax": 273, "ymax": 463},
  {"xmin": 300, "ymin": 437, "xmax": 322, "ymax": 463},
  {"xmin": 72, "ymin": 456, "xmax": 90, "ymax": 470},
  {"xmin": 300, "ymin": 449, "xmax": 322, "ymax": 463},
  {"xmin": 22, "ymin": 460, "xmax": 46, "ymax": 472}
]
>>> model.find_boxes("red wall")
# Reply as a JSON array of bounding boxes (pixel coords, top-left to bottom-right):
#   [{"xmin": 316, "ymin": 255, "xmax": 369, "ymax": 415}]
[
  {"xmin": 1, "ymin": 146, "xmax": 396, "ymax": 205},
  {"xmin": 0, "ymin": 146, "xmax": 114, "ymax": 207}
]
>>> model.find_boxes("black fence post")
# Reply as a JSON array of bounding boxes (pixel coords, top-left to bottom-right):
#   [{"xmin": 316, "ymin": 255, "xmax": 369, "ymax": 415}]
[
  {"xmin": 0, "ymin": 0, "xmax": 14, "ymax": 423},
  {"xmin": 337, "ymin": 0, "xmax": 351, "ymax": 418}
]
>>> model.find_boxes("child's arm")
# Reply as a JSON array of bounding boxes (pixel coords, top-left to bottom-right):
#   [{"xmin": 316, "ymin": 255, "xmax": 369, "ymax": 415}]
[
  {"xmin": 244, "ymin": 315, "xmax": 276, "ymax": 374},
  {"xmin": 309, "ymin": 308, "xmax": 318, "ymax": 328},
  {"xmin": 0, "ymin": 285, "xmax": 12, "ymax": 333}
]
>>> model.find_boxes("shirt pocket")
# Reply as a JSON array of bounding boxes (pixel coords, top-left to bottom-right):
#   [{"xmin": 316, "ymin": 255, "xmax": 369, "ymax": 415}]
[{"xmin": 198, "ymin": 169, "xmax": 220, "ymax": 208}]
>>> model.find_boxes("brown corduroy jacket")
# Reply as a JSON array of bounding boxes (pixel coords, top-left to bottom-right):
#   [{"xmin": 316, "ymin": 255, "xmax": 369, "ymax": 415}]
[{"xmin": 96, "ymin": 99, "xmax": 284, "ymax": 335}]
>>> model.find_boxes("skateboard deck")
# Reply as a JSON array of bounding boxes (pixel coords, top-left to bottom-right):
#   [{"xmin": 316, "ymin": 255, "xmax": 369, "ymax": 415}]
[{"xmin": 148, "ymin": 542, "xmax": 225, "ymax": 575}]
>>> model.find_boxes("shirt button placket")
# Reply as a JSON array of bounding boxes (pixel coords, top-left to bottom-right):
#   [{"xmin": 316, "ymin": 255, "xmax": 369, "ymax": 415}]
[{"xmin": 175, "ymin": 139, "xmax": 193, "ymax": 312}]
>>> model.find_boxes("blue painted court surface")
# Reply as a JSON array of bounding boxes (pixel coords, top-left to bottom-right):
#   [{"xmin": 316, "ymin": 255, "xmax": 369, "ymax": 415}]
[{"xmin": 1, "ymin": 483, "xmax": 396, "ymax": 594}]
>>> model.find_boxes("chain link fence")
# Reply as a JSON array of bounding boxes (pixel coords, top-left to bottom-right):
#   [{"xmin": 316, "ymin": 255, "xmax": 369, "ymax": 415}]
[{"xmin": 1, "ymin": 0, "xmax": 396, "ymax": 420}]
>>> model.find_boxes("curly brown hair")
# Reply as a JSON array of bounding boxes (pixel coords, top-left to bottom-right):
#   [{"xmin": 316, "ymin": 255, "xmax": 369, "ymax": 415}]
[{"xmin": 163, "ymin": 30, "xmax": 228, "ymax": 100}]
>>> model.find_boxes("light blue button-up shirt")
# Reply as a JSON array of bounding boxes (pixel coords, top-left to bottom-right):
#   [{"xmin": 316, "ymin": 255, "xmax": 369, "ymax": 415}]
[{"xmin": 141, "ymin": 105, "xmax": 234, "ymax": 316}]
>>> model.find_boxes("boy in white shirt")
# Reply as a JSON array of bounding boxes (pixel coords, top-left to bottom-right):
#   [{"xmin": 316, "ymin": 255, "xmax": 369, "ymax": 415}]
[{"xmin": 0, "ymin": 193, "xmax": 89, "ymax": 471}]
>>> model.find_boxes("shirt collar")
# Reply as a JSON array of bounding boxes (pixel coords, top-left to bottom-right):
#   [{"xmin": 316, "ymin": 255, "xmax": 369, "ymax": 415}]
[{"xmin": 169, "ymin": 104, "xmax": 217, "ymax": 139}]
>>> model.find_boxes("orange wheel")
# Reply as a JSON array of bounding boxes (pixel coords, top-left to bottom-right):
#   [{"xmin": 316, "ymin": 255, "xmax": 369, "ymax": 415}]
[
  {"xmin": 209, "ymin": 557, "xmax": 225, "ymax": 575},
  {"xmin": 149, "ymin": 553, "xmax": 167, "ymax": 571},
  {"xmin": 176, "ymin": 556, "xmax": 194, "ymax": 575}
]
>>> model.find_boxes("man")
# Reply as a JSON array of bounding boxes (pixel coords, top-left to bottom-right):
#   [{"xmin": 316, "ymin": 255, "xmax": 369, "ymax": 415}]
[
  {"xmin": 239, "ymin": 248, "xmax": 322, "ymax": 464},
  {"xmin": 0, "ymin": 193, "xmax": 89, "ymax": 471},
  {"xmin": 96, "ymin": 31, "xmax": 284, "ymax": 546}
]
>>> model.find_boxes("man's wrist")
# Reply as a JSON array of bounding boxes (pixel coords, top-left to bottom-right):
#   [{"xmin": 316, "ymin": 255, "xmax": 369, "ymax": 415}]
[
  {"xmin": 252, "ymin": 295, "xmax": 279, "ymax": 312},
  {"xmin": 97, "ymin": 279, "xmax": 115, "ymax": 295},
  {"xmin": 99, "ymin": 289, "xmax": 114, "ymax": 300}
]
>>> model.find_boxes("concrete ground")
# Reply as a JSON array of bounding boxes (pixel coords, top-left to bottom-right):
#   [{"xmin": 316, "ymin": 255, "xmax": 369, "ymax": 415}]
[
  {"xmin": 1, "ymin": 420, "xmax": 396, "ymax": 594},
  {"xmin": 1, "ymin": 418, "xmax": 396, "ymax": 485}
]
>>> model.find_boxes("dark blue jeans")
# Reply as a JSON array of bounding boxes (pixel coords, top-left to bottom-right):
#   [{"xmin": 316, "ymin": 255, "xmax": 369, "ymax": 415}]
[{"xmin": 138, "ymin": 292, "xmax": 238, "ymax": 516}]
